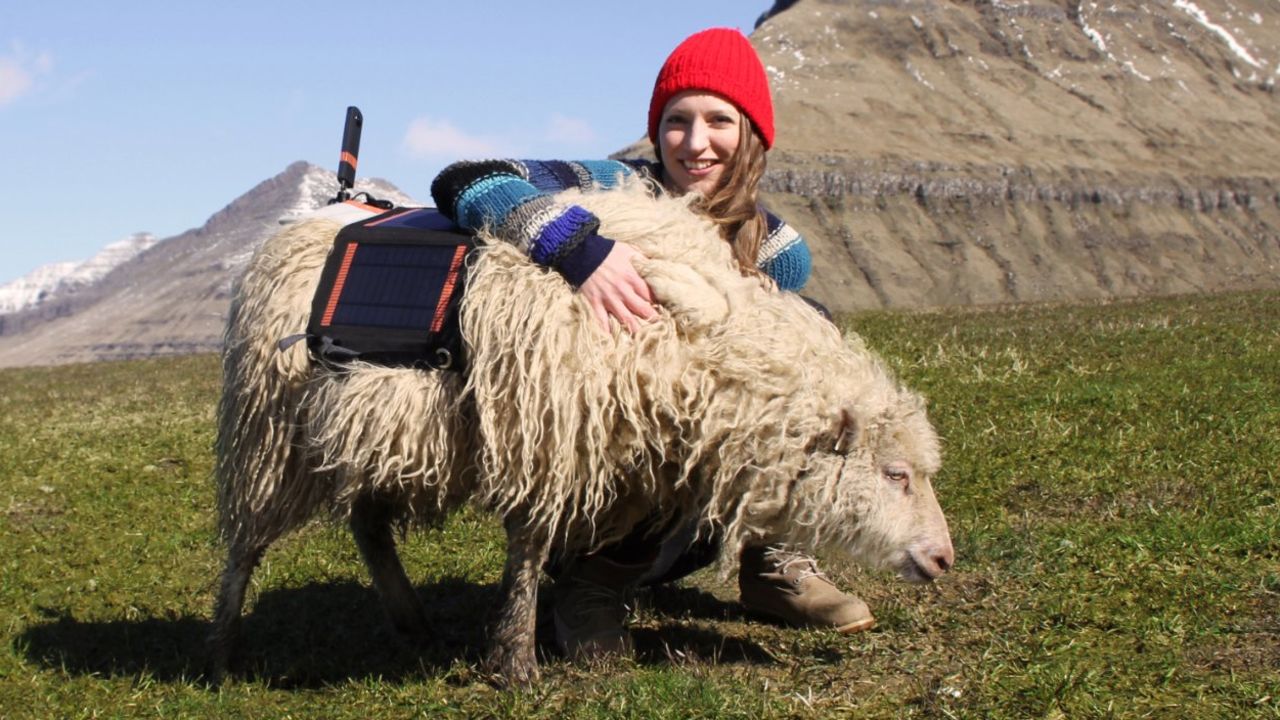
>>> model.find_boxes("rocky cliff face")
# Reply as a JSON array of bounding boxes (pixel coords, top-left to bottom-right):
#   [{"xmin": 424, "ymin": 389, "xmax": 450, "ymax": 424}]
[
  {"xmin": 0, "ymin": 162, "xmax": 413, "ymax": 366},
  {"xmin": 751, "ymin": 0, "xmax": 1280, "ymax": 310}
]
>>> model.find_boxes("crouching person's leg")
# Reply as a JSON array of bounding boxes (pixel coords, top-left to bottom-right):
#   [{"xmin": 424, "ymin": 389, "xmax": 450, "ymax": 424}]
[
  {"xmin": 550, "ymin": 532, "xmax": 657, "ymax": 660},
  {"xmin": 639, "ymin": 520, "xmax": 718, "ymax": 586},
  {"xmin": 738, "ymin": 544, "xmax": 875, "ymax": 634},
  {"xmin": 641, "ymin": 522, "xmax": 876, "ymax": 634}
]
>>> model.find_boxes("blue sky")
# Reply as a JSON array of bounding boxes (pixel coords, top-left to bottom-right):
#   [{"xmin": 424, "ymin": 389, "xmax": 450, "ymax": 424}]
[{"xmin": 0, "ymin": 1, "xmax": 768, "ymax": 284}]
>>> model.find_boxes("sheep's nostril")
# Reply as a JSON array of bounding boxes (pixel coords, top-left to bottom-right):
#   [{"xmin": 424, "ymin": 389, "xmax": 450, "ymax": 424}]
[
  {"xmin": 934, "ymin": 553, "xmax": 952, "ymax": 573},
  {"xmin": 928, "ymin": 544, "xmax": 954, "ymax": 575},
  {"xmin": 939, "ymin": 545, "xmax": 955, "ymax": 572}
]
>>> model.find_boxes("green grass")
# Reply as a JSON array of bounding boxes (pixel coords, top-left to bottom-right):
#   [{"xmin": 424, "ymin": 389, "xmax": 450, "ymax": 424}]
[{"xmin": 1, "ymin": 290, "xmax": 1276, "ymax": 719}]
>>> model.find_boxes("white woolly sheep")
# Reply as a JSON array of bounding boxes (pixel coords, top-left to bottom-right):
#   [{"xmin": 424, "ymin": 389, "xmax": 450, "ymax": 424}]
[{"xmin": 207, "ymin": 181, "xmax": 954, "ymax": 686}]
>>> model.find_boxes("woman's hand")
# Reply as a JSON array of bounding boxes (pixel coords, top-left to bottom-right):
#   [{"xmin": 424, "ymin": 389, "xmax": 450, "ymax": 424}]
[{"xmin": 579, "ymin": 241, "xmax": 656, "ymax": 334}]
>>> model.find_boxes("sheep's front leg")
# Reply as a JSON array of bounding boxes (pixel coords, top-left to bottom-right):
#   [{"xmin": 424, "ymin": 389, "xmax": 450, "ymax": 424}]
[{"xmin": 485, "ymin": 513, "xmax": 551, "ymax": 686}]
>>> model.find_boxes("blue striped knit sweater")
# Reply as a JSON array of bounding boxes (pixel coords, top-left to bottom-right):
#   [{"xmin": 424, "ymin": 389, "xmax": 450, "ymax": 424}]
[{"xmin": 429, "ymin": 159, "xmax": 811, "ymax": 291}]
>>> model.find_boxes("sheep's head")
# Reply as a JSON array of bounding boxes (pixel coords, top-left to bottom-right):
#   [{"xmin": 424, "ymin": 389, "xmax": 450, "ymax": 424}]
[{"xmin": 784, "ymin": 387, "xmax": 954, "ymax": 584}]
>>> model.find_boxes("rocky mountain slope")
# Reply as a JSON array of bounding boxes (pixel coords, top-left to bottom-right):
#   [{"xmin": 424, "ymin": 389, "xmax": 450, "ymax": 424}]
[
  {"xmin": 0, "ymin": 163, "xmax": 412, "ymax": 366},
  {"xmin": 749, "ymin": 0, "xmax": 1280, "ymax": 309}
]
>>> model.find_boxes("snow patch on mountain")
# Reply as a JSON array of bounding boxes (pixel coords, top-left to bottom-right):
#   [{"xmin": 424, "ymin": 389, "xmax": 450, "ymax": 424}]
[
  {"xmin": 0, "ymin": 233, "xmax": 157, "ymax": 315},
  {"xmin": 1174, "ymin": 0, "xmax": 1265, "ymax": 69},
  {"xmin": 275, "ymin": 164, "xmax": 417, "ymax": 226}
]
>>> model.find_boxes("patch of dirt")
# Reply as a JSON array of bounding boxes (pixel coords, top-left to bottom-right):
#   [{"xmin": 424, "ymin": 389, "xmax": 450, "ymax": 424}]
[
  {"xmin": 1186, "ymin": 631, "xmax": 1280, "ymax": 674},
  {"xmin": 1185, "ymin": 593, "xmax": 1280, "ymax": 674},
  {"xmin": 3, "ymin": 497, "xmax": 66, "ymax": 531}
]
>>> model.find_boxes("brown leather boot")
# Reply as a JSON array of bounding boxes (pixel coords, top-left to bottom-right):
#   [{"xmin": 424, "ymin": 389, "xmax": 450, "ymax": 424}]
[
  {"xmin": 551, "ymin": 554, "xmax": 649, "ymax": 660},
  {"xmin": 738, "ymin": 545, "xmax": 875, "ymax": 634}
]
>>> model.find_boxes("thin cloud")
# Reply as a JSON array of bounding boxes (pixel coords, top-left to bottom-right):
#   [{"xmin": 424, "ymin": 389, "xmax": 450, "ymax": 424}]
[
  {"xmin": 0, "ymin": 58, "xmax": 32, "ymax": 105},
  {"xmin": 545, "ymin": 113, "xmax": 598, "ymax": 146},
  {"xmin": 0, "ymin": 44, "xmax": 52, "ymax": 106},
  {"xmin": 402, "ymin": 116, "xmax": 503, "ymax": 158}
]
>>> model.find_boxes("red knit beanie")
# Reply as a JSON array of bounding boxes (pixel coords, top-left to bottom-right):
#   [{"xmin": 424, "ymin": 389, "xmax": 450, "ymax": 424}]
[{"xmin": 648, "ymin": 27, "xmax": 775, "ymax": 150}]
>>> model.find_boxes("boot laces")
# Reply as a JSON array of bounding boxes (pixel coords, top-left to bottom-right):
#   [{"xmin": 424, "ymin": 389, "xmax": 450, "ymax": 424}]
[{"xmin": 763, "ymin": 546, "xmax": 828, "ymax": 583}]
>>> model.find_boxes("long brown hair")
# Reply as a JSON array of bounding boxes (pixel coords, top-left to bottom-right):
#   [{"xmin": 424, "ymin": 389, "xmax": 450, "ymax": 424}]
[{"xmin": 656, "ymin": 111, "xmax": 769, "ymax": 278}]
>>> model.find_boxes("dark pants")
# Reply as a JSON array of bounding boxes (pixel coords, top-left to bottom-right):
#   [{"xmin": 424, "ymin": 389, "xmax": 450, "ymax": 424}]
[{"xmin": 545, "ymin": 516, "xmax": 720, "ymax": 585}]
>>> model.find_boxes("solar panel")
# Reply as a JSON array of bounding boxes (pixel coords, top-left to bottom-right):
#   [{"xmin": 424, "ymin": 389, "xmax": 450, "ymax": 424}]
[
  {"xmin": 325, "ymin": 242, "xmax": 467, "ymax": 330},
  {"xmin": 306, "ymin": 208, "xmax": 475, "ymax": 369}
]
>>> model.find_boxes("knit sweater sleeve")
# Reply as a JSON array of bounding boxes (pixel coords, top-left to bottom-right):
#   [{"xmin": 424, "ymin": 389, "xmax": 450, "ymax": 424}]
[
  {"xmin": 430, "ymin": 159, "xmax": 646, "ymax": 287},
  {"xmin": 757, "ymin": 210, "xmax": 812, "ymax": 291}
]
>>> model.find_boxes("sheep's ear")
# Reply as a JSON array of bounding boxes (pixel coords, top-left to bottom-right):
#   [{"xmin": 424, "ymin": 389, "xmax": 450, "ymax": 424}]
[{"xmin": 832, "ymin": 406, "xmax": 863, "ymax": 454}]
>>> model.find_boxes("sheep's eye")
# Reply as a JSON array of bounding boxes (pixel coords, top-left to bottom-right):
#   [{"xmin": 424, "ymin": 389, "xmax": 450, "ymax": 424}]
[{"xmin": 884, "ymin": 466, "xmax": 911, "ymax": 489}]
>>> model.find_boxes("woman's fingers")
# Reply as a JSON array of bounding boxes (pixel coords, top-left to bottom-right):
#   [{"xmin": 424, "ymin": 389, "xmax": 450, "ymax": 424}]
[
  {"xmin": 590, "ymin": 298, "xmax": 612, "ymax": 335},
  {"xmin": 620, "ymin": 282, "xmax": 656, "ymax": 324},
  {"xmin": 609, "ymin": 296, "xmax": 642, "ymax": 335},
  {"xmin": 617, "ymin": 249, "xmax": 656, "ymax": 304},
  {"xmin": 598, "ymin": 283, "xmax": 644, "ymax": 334},
  {"xmin": 579, "ymin": 241, "xmax": 656, "ymax": 334}
]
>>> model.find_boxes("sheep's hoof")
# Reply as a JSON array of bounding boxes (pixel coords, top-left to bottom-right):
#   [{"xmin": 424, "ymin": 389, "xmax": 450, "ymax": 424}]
[
  {"xmin": 202, "ymin": 654, "xmax": 233, "ymax": 687},
  {"xmin": 483, "ymin": 645, "xmax": 540, "ymax": 688},
  {"xmin": 203, "ymin": 637, "xmax": 236, "ymax": 686},
  {"xmin": 386, "ymin": 607, "xmax": 433, "ymax": 646}
]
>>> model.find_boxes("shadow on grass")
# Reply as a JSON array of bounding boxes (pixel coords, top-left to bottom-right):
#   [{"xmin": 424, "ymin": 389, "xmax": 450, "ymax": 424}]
[
  {"xmin": 18, "ymin": 578, "xmax": 776, "ymax": 687},
  {"xmin": 634, "ymin": 585, "xmax": 777, "ymax": 665},
  {"xmin": 644, "ymin": 583, "xmax": 749, "ymax": 623},
  {"xmin": 18, "ymin": 577, "xmax": 496, "ymax": 687}
]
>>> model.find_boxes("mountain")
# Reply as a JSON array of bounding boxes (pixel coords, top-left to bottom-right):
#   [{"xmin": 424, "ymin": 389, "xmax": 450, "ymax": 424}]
[
  {"xmin": 746, "ymin": 0, "xmax": 1280, "ymax": 309},
  {"xmin": 2, "ymin": 0, "xmax": 1278, "ymax": 367},
  {"xmin": 0, "ymin": 233, "xmax": 157, "ymax": 316},
  {"xmin": 0, "ymin": 162, "xmax": 414, "ymax": 367}
]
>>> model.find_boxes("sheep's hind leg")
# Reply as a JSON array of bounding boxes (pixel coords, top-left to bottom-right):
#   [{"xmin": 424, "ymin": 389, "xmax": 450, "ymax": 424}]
[
  {"xmin": 350, "ymin": 492, "xmax": 431, "ymax": 642},
  {"xmin": 484, "ymin": 512, "xmax": 552, "ymax": 686},
  {"xmin": 206, "ymin": 541, "xmax": 267, "ymax": 683}
]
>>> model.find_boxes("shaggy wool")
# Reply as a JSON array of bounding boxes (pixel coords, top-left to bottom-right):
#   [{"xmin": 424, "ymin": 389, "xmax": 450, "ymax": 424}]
[{"xmin": 216, "ymin": 179, "xmax": 936, "ymax": 567}]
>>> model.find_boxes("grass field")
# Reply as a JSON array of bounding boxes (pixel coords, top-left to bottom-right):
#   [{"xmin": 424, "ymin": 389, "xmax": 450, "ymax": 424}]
[{"xmin": 0, "ymin": 291, "xmax": 1276, "ymax": 719}]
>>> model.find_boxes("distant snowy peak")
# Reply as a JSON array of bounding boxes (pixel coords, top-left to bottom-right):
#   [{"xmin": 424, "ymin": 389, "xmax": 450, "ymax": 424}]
[
  {"xmin": 71, "ymin": 232, "xmax": 159, "ymax": 283},
  {"xmin": 0, "ymin": 232, "xmax": 157, "ymax": 315},
  {"xmin": 0, "ymin": 262, "xmax": 81, "ymax": 315},
  {"xmin": 213, "ymin": 162, "xmax": 421, "ymax": 275},
  {"xmin": 278, "ymin": 162, "xmax": 420, "ymax": 223},
  {"xmin": 0, "ymin": 161, "xmax": 415, "ymax": 321}
]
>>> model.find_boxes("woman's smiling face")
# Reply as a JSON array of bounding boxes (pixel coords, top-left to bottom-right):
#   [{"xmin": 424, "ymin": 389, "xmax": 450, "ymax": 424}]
[{"xmin": 658, "ymin": 90, "xmax": 742, "ymax": 196}]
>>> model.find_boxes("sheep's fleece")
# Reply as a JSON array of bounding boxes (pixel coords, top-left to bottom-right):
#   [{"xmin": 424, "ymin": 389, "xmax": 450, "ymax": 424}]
[{"xmin": 216, "ymin": 178, "xmax": 935, "ymax": 567}]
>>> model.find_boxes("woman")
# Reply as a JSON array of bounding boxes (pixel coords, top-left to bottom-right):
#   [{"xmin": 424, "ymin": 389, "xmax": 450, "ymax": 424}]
[{"xmin": 430, "ymin": 27, "xmax": 873, "ymax": 659}]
